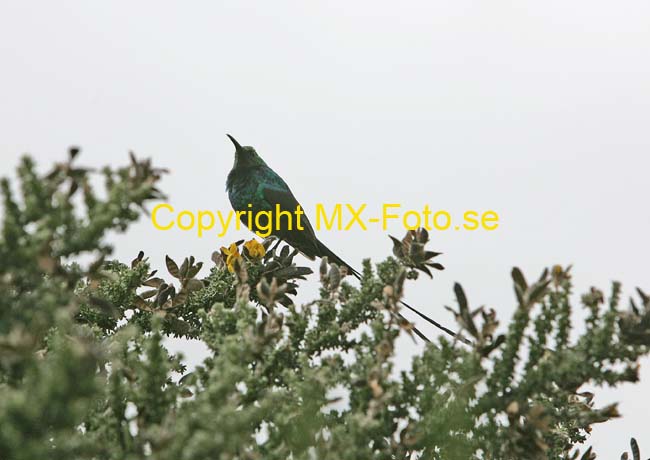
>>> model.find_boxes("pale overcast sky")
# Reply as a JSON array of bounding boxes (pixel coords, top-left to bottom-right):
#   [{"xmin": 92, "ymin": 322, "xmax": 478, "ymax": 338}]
[{"xmin": 1, "ymin": 1, "xmax": 649, "ymax": 456}]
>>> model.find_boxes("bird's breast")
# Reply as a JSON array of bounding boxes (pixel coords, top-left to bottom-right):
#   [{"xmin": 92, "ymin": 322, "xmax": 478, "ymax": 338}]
[{"xmin": 227, "ymin": 175, "xmax": 266, "ymax": 213}]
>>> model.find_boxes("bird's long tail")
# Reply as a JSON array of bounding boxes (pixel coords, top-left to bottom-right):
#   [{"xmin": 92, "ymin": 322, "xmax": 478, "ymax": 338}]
[
  {"xmin": 316, "ymin": 241, "xmax": 467, "ymax": 344},
  {"xmin": 398, "ymin": 300, "xmax": 470, "ymax": 345}
]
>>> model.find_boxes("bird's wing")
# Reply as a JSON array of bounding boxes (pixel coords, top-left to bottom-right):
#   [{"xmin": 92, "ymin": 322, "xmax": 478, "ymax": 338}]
[
  {"xmin": 262, "ymin": 184, "xmax": 361, "ymax": 278},
  {"xmin": 260, "ymin": 185, "xmax": 317, "ymax": 234},
  {"xmin": 260, "ymin": 184, "xmax": 321, "ymax": 258}
]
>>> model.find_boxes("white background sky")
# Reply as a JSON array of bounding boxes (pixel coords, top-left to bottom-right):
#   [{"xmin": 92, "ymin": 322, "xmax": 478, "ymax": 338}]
[{"xmin": 1, "ymin": 1, "xmax": 649, "ymax": 456}]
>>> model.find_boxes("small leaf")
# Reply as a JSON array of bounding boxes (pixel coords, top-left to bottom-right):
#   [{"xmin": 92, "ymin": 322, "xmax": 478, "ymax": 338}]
[
  {"xmin": 320, "ymin": 257, "xmax": 329, "ymax": 278},
  {"xmin": 143, "ymin": 277, "xmax": 164, "ymax": 288},
  {"xmin": 172, "ymin": 290, "xmax": 188, "ymax": 307},
  {"xmin": 187, "ymin": 262, "xmax": 203, "ymax": 278},
  {"xmin": 68, "ymin": 180, "xmax": 79, "ymax": 197},
  {"xmin": 389, "ymin": 235, "xmax": 404, "ymax": 259},
  {"xmin": 166, "ymin": 255, "xmax": 180, "ymax": 278},
  {"xmin": 69, "ymin": 146, "xmax": 81, "ymax": 160},
  {"xmin": 527, "ymin": 279, "xmax": 551, "ymax": 305},
  {"xmin": 511, "ymin": 267, "xmax": 527, "ymax": 290},
  {"xmin": 185, "ymin": 278, "xmax": 204, "ymax": 293},
  {"xmin": 179, "ymin": 258, "xmax": 189, "ymax": 279},
  {"xmin": 454, "ymin": 283, "xmax": 478, "ymax": 338},
  {"xmin": 630, "ymin": 438, "xmax": 639, "ymax": 460},
  {"xmin": 134, "ymin": 296, "xmax": 153, "ymax": 311},
  {"xmin": 140, "ymin": 289, "xmax": 158, "ymax": 299},
  {"xmin": 511, "ymin": 267, "xmax": 527, "ymax": 305}
]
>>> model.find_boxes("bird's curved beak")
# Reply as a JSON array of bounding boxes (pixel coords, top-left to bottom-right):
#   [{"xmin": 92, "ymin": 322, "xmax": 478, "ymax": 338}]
[{"xmin": 226, "ymin": 134, "xmax": 243, "ymax": 152}]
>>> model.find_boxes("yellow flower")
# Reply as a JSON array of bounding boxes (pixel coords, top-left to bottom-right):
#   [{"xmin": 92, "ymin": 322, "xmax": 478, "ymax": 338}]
[
  {"xmin": 227, "ymin": 256, "xmax": 243, "ymax": 273},
  {"xmin": 220, "ymin": 243, "xmax": 239, "ymax": 258},
  {"xmin": 243, "ymin": 239, "xmax": 266, "ymax": 260},
  {"xmin": 220, "ymin": 243, "xmax": 242, "ymax": 273}
]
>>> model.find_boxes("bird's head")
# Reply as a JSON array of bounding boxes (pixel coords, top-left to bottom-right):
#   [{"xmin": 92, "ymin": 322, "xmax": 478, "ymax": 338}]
[{"xmin": 227, "ymin": 134, "xmax": 267, "ymax": 169}]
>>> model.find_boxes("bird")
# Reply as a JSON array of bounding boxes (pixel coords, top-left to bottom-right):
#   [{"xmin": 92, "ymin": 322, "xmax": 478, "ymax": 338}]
[
  {"xmin": 225, "ymin": 134, "xmax": 463, "ymax": 343},
  {"xmin": 226, "ymin": 134, "xmax": 359, "ymax": 277}
]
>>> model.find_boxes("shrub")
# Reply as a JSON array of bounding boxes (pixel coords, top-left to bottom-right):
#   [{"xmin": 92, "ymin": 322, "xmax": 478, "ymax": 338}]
[{"xmin": 0, "ymin": 149, "xmax": 648, "ymax": 459}]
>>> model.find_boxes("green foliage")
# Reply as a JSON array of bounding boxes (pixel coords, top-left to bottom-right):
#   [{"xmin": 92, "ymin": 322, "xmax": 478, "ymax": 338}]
[{"xmin": 1, "ymin": 150, "xmax": 649, "ymax": 459}]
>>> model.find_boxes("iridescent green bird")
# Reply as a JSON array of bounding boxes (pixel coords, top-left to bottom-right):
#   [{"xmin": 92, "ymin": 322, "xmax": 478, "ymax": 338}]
[
  {"xmin": 226, "ymin": 134, "xmax": 360, "ymax": 278},
  {"xmin": 226, "ymin": 134, "xmax": 464, "ymax": 343}
]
